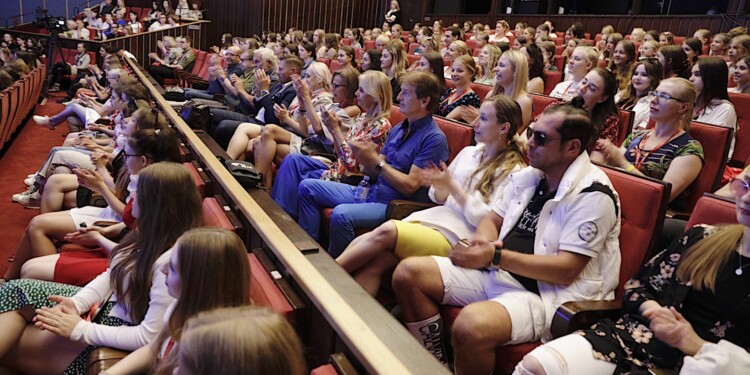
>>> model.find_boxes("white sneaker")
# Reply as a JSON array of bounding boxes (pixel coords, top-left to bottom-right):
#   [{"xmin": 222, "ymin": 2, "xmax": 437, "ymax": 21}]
[
  {"xmin": 33, "ymin": 115, "xmax": 55, "ymax": 130},
  {"xmin": 24, "ymin": 176, "xmax": 37, "ymax": 187},
  {"xmin": 12, "ymin": 188, "xmax": 40, "ymax": 204}
]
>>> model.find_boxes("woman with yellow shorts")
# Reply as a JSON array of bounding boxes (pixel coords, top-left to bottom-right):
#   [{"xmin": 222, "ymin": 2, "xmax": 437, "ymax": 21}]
[{"xmin": 336, "ymin": 95, "xmax": 527, "ymax": 295}]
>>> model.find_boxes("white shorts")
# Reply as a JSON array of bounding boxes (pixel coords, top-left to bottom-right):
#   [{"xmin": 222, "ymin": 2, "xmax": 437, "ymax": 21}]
[
  {"xmin": 288, "ymin": 133, "xmax": 302, "ymax": 154},
  {"xmin": 433, "ymin": 256, "xmax": 546, "ymax": 344},
  {"xmin": 69, "ymin": 205, "xmax": 121, "ymax": 230},
  {"xmin": 521, "ymin": 334, "xmax": 616, "ymax": 375}
]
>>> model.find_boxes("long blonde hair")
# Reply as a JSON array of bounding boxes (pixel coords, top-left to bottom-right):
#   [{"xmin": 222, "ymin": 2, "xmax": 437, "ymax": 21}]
[
  {"xmin": 490, "ymin": 50, "xmax": 528, "ymax": 100},
  {"xmin": 358, "ymin": 70, "xmax": 392, "ymax": 122},
  {"xmin": 467, "ymin": 95, "xmax": 526, "ymax": 202},
  {"xmin": 676, "ymin": 224, "xmax": 743, "ymax": 292}
]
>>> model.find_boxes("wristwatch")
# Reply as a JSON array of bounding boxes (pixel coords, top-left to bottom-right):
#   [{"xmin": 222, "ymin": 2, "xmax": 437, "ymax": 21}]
[
  {"xmin": 487, "ymin": 246, "xmax": 502, "ymax": 271},
  {"xmin": 374, "ymin": 159, "xmax": 387, "ymax": 173}
]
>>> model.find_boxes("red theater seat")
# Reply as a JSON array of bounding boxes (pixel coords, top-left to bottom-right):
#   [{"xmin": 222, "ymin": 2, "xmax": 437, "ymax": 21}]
[
  {"xmin": 248, "ymin": 253, "xmax": 295, "ymax": 322},
  {"xmin": 686, "ymin": 194, "xmax": 737, "ymax": 228}
]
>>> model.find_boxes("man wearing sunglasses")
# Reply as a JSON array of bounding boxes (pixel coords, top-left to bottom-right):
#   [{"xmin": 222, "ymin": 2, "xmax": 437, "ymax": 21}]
[{"xmin": 393, "ymin": 104, "xmax": 622, "ymax": 374}]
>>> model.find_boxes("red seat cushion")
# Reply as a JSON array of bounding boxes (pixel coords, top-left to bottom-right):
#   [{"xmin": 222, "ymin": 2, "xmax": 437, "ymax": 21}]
[
  {"xmin": 248, "ymin": 253, "xmax": 295, "ymax": 323},
  {"xmin": 202, "ymin": 198, "xmax": 234, "ymax": 231}
]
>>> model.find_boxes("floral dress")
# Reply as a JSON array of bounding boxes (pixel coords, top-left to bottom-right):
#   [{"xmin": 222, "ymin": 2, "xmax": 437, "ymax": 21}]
[
  {"xmin": 437, "ymin": 89, "xmax": 481, "ymax": 118},
  {"xmin": 579, "ymin": 225, "xmax": 750, "ymax": 374},
  {"xmin": 320, "ymin": 114, "xmax": 391, "ymax": 181}
]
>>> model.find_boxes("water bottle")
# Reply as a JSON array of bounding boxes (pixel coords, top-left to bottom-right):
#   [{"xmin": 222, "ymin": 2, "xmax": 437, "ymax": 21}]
[{"xmin": 354, "ymin": 176, "xmax": 371, "ymax": 203}]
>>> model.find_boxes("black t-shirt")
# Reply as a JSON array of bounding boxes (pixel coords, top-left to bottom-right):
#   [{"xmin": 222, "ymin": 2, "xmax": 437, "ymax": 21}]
[{"xmin": 502, "ymin": 179, "xmax": 556, "ymax": 295}]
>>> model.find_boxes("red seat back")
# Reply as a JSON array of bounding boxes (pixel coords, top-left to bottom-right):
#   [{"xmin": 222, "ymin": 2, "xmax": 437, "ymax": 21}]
[
  {"xmin": 388, "ymin": 106, "xmax": 406, "ymax": 127},
  {"xmin": 470, "ymin": 82, "xmax": 492, "ymax": 102},
  {"xmin": 202, "ymin": 198, "xmax": 235, "ymax": 231},
  {"xmin": 686, "ymin": 194, "xmax": 737, "ymax": 228},
  {"xmin": 728, "ymin": 93, "xmax": 750, "ymax": 166},
  {"xmin": 364, "ymin": 40, "xmax": 376, "ymax": 50},
  {"xmin": 684, "ymin": 122, "xmax": 732, "ymax": 212},
  {"xmin": 248, "ymin": 253, "xmax": 295, "ymax": 323},
  {"xmin": 406, "ymin": 54, "xmax": 420, "ymax": 67},
  {"xmin": 616, "ymin": 109, "xmax": 634, "ymax": 146},
  {"xmin": 328, "ymin": 59, "xmax": 344, "ymax": 73},
  {"xmin": 529, "ymin": 93, "xmax": 560, "ymax": 120},
  {"xmin": 599, "ymin": 164, "xmax": 670, "ymax": 296},
  {"xmin": 408, "ymin": 43, "xmax": 419, "ymax": 55},
  {"xmin": 433, "ymin": 116, "xmax": 474, "ymax": 163},
  {"xmin": 542, "ymin": 70, "xmax": 563, "ymax": 96},
  {"xmin": 316, "ymin": 57, "xmax": 331, "ymax": 67},
  {"xmin": 553, "ymin": 55, "xmax": 564, "ymax": 72}
]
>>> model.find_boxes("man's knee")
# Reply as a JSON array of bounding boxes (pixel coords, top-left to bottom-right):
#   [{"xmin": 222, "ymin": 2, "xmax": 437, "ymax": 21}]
[
  {"xmin": 452, "ymin": 302, "xmax": 508, "ymax": 347},
  {"xmin": 330, "ymin": 207, "xmax": 353, "ymax": 230},
  {"xmin": 392, "ymin": 257, "xmax": 433, "ymax": 291}
]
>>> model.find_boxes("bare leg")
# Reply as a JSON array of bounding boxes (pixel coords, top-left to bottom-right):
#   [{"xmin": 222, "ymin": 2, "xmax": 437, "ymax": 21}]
[
  {"xmin": 0, "ymin": 312, "xmax": 26, "ymax": 360},
  {"xmin": 4, "ymin": 212, "xmax": 76, "ymax": 280},
  {"xmin": 254, "ymin": 125, "xmax": 292, "ymax": 188},
  {"xmin": 452, "ymin": 301, "xmax": 513, "ymax": 375},
  {"xmin": 336, "ymin": 220, "xmax": 398, "ymax": 273},
  {"xmin": 266, "ymin": 144, "xmax": 291, "ymax": 188},
  {"xmin": 226, "ymin": 123, "xmax": 262, "ymax": 160},
  {"xmin": 352, "ymin": 251, "xmax": 400, "ymax": 296},
  {"xmin": 393, "ymin": 257, "xmax": 445, "ymax": 322},
  {"xmin": 20, "ymin": 254, "xmax": 60, "ymax": 281},
  {"xmin": 1, "ymin": 323, "xmax": 87, "ymax": 374},
  {"xmin": 40, "ymin": 174, "xmax": 79, "ymax": 213}
]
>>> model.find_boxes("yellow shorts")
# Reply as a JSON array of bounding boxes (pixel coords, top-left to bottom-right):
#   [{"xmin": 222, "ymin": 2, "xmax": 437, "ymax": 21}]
[{"xmin": 393, "ymin": 220, "xmax": 452, "ymax": 259}]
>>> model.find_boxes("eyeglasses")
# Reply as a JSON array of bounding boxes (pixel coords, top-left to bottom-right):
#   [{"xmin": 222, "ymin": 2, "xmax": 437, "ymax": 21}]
[
  {"xmin": 123, "ymin": 153, "xmax": 142, "ymax": 159},
  {"xmin": 526, "ymin": 127, "xmax": 559, "ymax": 147},
  {"xmin": 648, "ymin": 90, "xmax": 686, "ymax": 103},
  {"xmin": 730, "ymin": 178, "xmax": 750, "ymax": 197}
]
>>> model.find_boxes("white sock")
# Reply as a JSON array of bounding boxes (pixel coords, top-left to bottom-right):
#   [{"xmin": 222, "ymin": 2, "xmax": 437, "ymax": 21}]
[{"xmin": 406, "ymin": 314, "xmax": 448, "ymax": 364}]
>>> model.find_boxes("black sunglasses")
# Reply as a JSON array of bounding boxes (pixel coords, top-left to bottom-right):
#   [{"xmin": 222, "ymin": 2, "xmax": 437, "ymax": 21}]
[{"xmin": 526, "ymin": 127, "xmax": 557, "ymax": 147}]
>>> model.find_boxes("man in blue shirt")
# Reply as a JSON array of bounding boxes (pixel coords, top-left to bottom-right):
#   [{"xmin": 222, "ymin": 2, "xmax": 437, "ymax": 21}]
[{"xmin": 296, "ymin": 71, "xmax": 450, "ymax": 257}]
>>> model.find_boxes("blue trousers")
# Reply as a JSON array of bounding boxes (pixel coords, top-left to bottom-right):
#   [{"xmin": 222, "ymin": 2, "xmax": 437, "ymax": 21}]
[
  {"xmin": 271, "ymin": 153, "xmax": 326, "ymax": 220},
  {"xmin": 297, "ymin": 179, "xmax": 387, "ymax": 257},
  {"xmin": 183, "ymin": 88, "xmax": 216, "ymax": 100}
]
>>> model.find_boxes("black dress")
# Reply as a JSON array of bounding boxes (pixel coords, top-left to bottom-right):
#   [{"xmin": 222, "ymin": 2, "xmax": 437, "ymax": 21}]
[{"xmin": 578, "ymin": 225, "xmax": 750, "ymax": 374}]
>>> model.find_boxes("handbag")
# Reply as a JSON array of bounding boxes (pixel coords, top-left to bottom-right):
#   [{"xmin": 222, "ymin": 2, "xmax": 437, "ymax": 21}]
[
  {"xmin": 300, "ymin": 136, "xmax": 328, "ymax": 156},
  {"xmin": 225, "ymin": 159, "xmax": 263, "ymax": 188},
  {"xmin": 179, "ymin": 100, "xmax": 211, "ymax": 129}
]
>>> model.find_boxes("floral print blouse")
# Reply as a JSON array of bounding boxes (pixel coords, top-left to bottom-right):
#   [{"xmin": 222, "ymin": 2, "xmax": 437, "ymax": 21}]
[
  {"xmin": 437, "ymin": 88, "xmax": 480, "ymax": 118},
  {"xmin": 579, "ymin": 225, "xmax": 750, "ymax": 374},
  {"xmin": 320, "ymin": 114, "xmax": 391, "ymax": 181}
]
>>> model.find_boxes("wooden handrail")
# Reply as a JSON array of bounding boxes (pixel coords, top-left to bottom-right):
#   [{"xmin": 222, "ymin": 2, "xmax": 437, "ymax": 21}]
[{"xmin": 124, "ymin": 58, "xmax": 448, "ymax": 375}]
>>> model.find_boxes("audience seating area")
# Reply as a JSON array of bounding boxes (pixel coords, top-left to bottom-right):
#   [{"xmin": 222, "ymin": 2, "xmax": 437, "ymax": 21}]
[{"xmin": 0, "ymin": 65, "xmax": 45, "ymax": 153}]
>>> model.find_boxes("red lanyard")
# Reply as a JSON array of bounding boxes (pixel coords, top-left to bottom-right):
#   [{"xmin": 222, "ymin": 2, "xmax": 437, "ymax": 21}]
[
  {"xmin": 633, "ymin": 129, "xmax": 680, "ymax": 169},
  {"xmin": 162, "ymin": 338, "xmax": 175, "ymax": 361}
]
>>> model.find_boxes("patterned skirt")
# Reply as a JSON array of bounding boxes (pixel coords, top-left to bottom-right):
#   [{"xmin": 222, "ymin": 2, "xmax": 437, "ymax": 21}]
[{"xmin": 0, "ymin": 279, "xmax": 131, "ymax": 375}]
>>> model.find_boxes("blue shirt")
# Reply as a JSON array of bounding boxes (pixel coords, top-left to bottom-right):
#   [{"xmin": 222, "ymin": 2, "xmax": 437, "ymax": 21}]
[
  {"xmin": 207, "ymin": 62, "xmax": 243, "ymax": 95},
  {"xmin": 369, "ymin": 114, "xmax": 449, "ymax": 203}
]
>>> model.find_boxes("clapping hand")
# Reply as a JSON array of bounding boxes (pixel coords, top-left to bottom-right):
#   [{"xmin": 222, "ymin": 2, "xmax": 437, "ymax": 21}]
[
  {"xmin": 273, "ymin": 103, "xmax": 290, "ymax": 123},
  {"xmin": 90, "ymin": 150, "xmax": 111, "ymax": 168},
  {"xmin": 350, "ymin": 141, "xmax": 381, "ymax": 169},
  {"xmin": 255, "ymin": 69, "xmax": 271, "ymax": 92},
  {"xmin": 33, "ymin": 296, "xmax": 82, "ymax": 339},
  {"xmin": 291, "ymin": 74, "xmax": 311, "ymax": 99},
  {"xmin": 597, "ymin": 139, "xmax": 628, "ymax": 168},
  {"xmin": 74, "ymin": 168, "xmax": 106, "ymax": 192},
  {"xmin": 421, "ymin": 161, "xmax": 452, "ymax": 189}
]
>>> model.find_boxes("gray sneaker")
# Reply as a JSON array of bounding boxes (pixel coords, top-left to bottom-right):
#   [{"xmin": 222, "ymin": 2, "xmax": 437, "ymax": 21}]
[{"xmin": 12, "ymin": 187, "xmax": 40, "ymax": 204}]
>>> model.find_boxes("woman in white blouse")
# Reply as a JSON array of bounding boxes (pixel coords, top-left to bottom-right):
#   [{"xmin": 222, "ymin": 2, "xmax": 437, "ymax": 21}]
[
  {"xmin": 690, "ymin": 57, "xmax": 738, "ymax": 158},
  {"xmin": 335, "ymin": 95, "xmax": 527, "ymax": 296}
]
